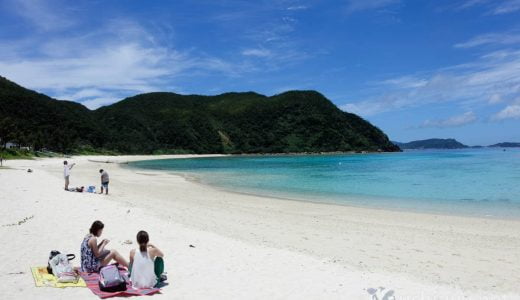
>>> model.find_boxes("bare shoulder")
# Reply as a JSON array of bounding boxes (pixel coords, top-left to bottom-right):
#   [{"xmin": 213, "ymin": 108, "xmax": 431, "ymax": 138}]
[
  {"xmin": 148, "ymin": 247, "xmax": 158, "ymax": 258},
  {"xmin": 150, "ymin": 247, "xmax": 164, "ymax": 258}
]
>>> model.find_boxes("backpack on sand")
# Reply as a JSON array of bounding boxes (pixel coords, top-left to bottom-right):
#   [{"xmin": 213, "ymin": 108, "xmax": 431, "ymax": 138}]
[{"xmin": 99, "ymin": 265, "xmax": 127, "ymax": 292}]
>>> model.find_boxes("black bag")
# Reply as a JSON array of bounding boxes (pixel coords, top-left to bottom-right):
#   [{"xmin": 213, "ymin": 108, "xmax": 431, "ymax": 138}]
[{"xmin": 47, "ymin": 250, "xmax": 75, "ymax": 274}]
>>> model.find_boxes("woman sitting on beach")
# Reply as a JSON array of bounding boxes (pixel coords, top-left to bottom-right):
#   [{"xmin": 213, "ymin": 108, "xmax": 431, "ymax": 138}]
[
  {"xmin": 129, "ymin": 230, "xmax": 164, "ymax": 288},
  {"xmin": 80, "ymin": 220, "xmax": 128, "ymax": 272}
]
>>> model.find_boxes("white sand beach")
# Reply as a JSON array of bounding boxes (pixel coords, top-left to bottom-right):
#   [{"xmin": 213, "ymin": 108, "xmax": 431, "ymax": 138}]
[{"xmin": 1, "ymin": 155, "xmax": 519, "ymax": 299}]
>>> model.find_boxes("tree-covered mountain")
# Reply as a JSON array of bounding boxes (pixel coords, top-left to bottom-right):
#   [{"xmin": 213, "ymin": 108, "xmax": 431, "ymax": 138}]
[
  {"xmin": 0, "ymin": 76, "xmax": 399, "ymax": 154},
  {"xmin": 393, "ymin": 138, "xmax": 468, "ymax": 149},
  {"xmin": 0, "ymin": 76, "xmax": 103, "ymax": 152}
]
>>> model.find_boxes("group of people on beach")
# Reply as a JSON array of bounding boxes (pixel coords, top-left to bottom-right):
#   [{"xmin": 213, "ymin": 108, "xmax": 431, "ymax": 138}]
[
  {"xmin": 62, "ymin": 161, "xmax": 166, "ymax": 288},
  {"xmin": 81, "ymin": 220, "xmax": 165, "ymax": 288},
  {"xmin": 63, "ymin": 160, "xmax": 110, "ymax": 194}
]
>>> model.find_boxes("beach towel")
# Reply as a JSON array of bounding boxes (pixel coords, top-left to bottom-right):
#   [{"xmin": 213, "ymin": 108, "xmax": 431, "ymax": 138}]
[
  {"xmin": 31, "ymin": 266, "xmax": 86, "ymax": 288},
  {"xmin": 80, "ymin": 268, "xmax": 160, "ymax": 299}
]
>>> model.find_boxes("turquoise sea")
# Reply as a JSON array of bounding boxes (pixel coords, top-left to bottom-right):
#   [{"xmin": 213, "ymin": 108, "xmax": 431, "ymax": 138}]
[{"xmin": 129, "ymin": 148, "xmax": 520, "ymax": 219}]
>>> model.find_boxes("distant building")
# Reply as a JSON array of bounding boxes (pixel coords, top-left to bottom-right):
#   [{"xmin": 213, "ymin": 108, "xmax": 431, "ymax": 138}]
[
  {"xmin": 5, "ymin": 142, "xmax": 18, "ymax": 149},
  {"xmin": 4, "ymin": 142, "xmax": 31, "ymax": 150}
]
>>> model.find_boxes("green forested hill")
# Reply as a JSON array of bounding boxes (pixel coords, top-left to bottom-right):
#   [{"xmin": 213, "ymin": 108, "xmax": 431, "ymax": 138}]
[
  {"xmin": 0, "ymin": 76, "xmax": 399, "ymax": 154},
  {"xmin": 0, "ymin": 77, "xmax": 103, "ymax": 152}
]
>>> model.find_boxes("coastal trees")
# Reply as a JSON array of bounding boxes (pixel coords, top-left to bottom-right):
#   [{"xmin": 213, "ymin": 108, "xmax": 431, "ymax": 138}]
[{"xmin": 0, "ymin": 117, "xmax": 16, "ymax": 148}]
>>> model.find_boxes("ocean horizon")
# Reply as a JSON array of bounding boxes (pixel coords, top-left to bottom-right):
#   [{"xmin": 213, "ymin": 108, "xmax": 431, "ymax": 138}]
[{"xmin": 129, "ymin": 148, "xmax": 520, "ymax": 219}]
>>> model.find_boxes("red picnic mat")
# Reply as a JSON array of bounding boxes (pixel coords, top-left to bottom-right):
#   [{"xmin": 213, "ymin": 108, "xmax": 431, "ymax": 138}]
[{"xmin": 80, "ymin": 269, "xmax": 160, "ymax": 299}]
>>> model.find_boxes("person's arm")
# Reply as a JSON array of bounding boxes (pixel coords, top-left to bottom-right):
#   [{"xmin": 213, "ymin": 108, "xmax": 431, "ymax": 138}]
[
  {"xmin": 98, "ymin": 239, "xmax": 109, "ymax": 254},
  {"xmin": 129, "ymin": 249, "xmax": 135, "ymax": 266},
  {"xmin": 70, "ymin": 163, "xmax": 76, "ymax": 170},
  {"xmin": 148, "ymin": 243, "xmax": 164, "ymax": 259},
  {"xmin": 88, "ymin": 237, "xmax": 108, "ymax": 258}
]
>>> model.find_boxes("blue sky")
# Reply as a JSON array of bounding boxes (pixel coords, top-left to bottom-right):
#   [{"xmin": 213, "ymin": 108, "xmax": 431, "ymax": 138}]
[{"xmin": 1, "ymin": 0, "xmax": 519, "ymax": 145}]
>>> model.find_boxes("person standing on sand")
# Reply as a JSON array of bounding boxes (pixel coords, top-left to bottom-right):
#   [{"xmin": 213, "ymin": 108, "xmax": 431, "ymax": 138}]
[
  {"xmin": 63, "ymin": 161, "xmax": 75, "ymax": 190},
  {"xmin": 99, "ymin": 169, "xmax": 109, "ymax": 195}
]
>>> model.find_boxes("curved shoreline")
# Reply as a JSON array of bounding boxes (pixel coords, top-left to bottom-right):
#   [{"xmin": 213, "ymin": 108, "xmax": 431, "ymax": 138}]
[
  {"xmin": 125, "ymin": 156, "xmax": 520, "ymax": 221},
  {"xmin": 2, "ymin": 155, "xmax": 520, "ymax": 299}
]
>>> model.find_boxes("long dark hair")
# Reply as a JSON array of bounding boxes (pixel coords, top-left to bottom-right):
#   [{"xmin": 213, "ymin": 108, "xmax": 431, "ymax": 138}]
[
  {"xmin": 89, "ymin": 220, "xmax": 104, "ymax": 236},
  {"xmin": 136, "ymin": 230, "xmax": 149, "ymax": 252}
]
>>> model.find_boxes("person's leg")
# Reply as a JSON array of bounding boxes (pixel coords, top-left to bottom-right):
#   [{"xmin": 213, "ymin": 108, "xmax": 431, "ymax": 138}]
[
  {"xmin": 100, "ymin": 186, "xmax": 104, "ymax": 194},
  {"xmin": 105, "ymin": 184, "xmax": 108, "ymax": 195},
  {"xmin": 101, "ymin": 249, "xmax": 129, "ymax": 268},
  {"xmin": 65, "ymin": 176, "xmax": 69, "ymax": 190}
]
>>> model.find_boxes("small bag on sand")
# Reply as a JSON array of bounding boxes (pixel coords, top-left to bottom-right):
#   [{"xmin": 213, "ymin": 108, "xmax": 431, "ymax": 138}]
[
  {"xmin": 48, "ymin": 252, "xmax": 78, "ymax": 283},
  {"xmin": 47, "ymin": 251, "xmax": 74, "ymax": 273}
]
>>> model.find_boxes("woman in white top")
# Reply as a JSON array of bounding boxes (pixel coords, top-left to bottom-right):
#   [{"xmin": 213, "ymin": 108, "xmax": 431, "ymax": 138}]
[{"xmin": 129, "ymin": 231, "xmax": 164, "ymax": 288}]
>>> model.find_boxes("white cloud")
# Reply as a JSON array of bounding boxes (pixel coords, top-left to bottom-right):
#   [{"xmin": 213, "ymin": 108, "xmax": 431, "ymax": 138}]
[
  {"xmin": 345, "ymin": 0, "xmax": 400, "ymax": 13},
  {"xmin": 489, "ymin": 94, "xmax": 503, "ymax": 104},
  {"xmin": 1, "ymin": 0, "xmax": 317, "ymax": 109},
  {"xmin": 55, "ymin": 88, "xmax": 106, "ymax": 101},
  {"xmin": 380, "ymin": 76, "xmax": 428, "ymax": 88},
  {"xmin": 287, "ymin": 5, "xmax": 308, "ymax": 10},
  {"xmin": 342, "ymin": 94, "xmax": 408, "ymax": 116},
  {"xmin": 0, "ymin": 11, "xmax": 243, "ymax": 109},
  {"xmin": 0, "ymin": 40, "xmax": 185, "ymax": 101},
  {"xmin": 456, "ymin": 0, "xmax": 520, "ymax": 15},
  {"xmin": 421, "ymin": 111, "xmax": 477, "ymax": 128},
  {"xmin": 80, "ymin": 97, "xmax": 122, "ymax": 110},
  {"xmin": 492, "ymin": 0, "xmax": 520, "ymax": 14},
  {"xmin": 208, "ymin": 2, "xmax": 310, "ymax": 72},
  {"xmin": 341, "ymin": 48, "xmax": 520, "ymax": 116},
  {"xmin": 455, "ymin": 32, "xmax": 520, "ymax": 48},
  {"xmin": 8, "ymin": 0, "xmax": 76, "ymax": 31},
  {"xmin": 242, "ymin": 48, "xmax": 272, "ymax": 57},
  {"xmin": 458, "ymin": 0, "xmax": 489, "ymax": 9},
  {"xmin": 238, "ymin": 18, "xmax": 310, "ymax": 70},
  {"xmin": 492, "ymin": 104, "xmax": 520, "ymax": 120}
]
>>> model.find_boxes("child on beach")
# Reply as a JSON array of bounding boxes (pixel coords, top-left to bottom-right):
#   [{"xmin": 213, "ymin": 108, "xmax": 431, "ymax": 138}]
[
  {"xmin": 63, "ymin": 161, "xmax": 75, "ymax": 190},
  {"xmin": 129, "ymin": 231, "xmax": 165, "ymax": 288},
  {"xmin": 80, "ymin": 220, "xmax": 128, "ymax": 273}
]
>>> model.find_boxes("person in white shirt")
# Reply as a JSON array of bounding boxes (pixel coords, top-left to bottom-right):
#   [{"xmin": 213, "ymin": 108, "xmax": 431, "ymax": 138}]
[
  {"xmin": 129, "ymin": 231, "xmax": 165, "ymax": 288},
  {"xmin": 63, "ymin": 161, "xmax": 75, "ymax": 190}
]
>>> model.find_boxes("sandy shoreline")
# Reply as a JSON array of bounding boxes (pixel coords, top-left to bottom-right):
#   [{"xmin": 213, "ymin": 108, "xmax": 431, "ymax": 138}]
[{"xmin": 1, "ymin": 155, "xmax": 519, "ymax": 299}]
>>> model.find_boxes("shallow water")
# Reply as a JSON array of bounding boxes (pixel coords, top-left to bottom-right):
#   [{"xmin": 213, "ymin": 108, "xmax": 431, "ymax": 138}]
[{"xmin": 129, "ymin": 148, "xmax": 520, "ymax": 218}]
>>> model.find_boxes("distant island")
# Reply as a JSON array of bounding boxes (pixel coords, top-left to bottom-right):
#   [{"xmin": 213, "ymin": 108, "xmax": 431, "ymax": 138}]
[
  {"xmin": 393, "ymin": 138, "xmax": 520, "ymax": 149},
  {"xmin": 488, "ymin": 142, "xmax": 520, "ymax": 148},
  {"xmin": 392, "ymin": 138, "xmax": 468, "ymax": 149},
  {"xmin": 0, "ymin": 76, "xmax": 399, "ymax": 155}
]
